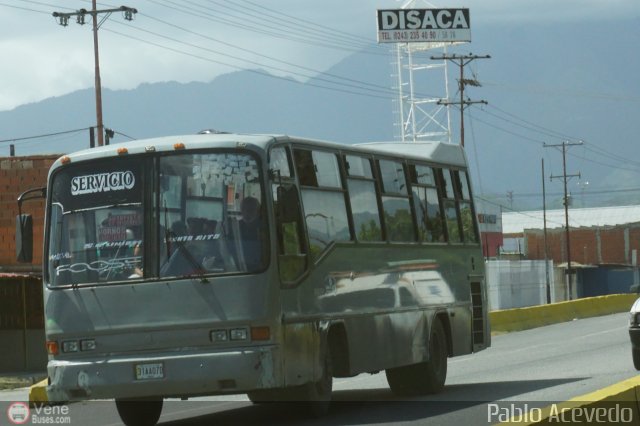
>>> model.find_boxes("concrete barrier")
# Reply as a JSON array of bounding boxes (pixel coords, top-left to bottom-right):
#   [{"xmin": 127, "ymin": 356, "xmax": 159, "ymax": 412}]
[
  {"xmin": 490, "ymin": 294, "xmax": 638, "ymax": 334},
  {"xmin": 28, "ymin": 378, "xmax": 48, "ymax": 407}
]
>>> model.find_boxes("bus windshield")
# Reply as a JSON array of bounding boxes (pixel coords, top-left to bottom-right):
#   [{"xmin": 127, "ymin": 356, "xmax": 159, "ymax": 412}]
[
  {"xmin": 47, "ymin": 152, "xmax": 266, "ymax": 286},
  {"xmin": 47, "ymin": 158, "xmax": 144, "ymax": 286},
  {"xmin": 158, "ymin": 152, "xmax": 265, "ymax": 278}
]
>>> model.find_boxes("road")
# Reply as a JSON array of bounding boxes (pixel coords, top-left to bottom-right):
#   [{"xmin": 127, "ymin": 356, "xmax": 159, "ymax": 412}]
[{"xmin": 1, "ymin": 312, "xmax": 636, "ymax": 425}]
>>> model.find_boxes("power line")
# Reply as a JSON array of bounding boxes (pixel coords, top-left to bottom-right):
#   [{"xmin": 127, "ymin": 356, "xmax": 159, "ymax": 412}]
[
  {"xmin": 105, "ymin": 18, "xmax": 442, "ymax": 101},
  {"xmin": 0, "ymin": 127, "xmax": 92, "ymax": 144},
  {"xmin": 145, "ymin": 0, "xmax": 383, "ymax": 56},
  {"xmin": 199, "ymin": 0, "xmax": 379, "ymax": 52},
  {"xmin": 113, "ymin": 130, "xmax": 136, "ymax": 140},
  {"xmin": 129, "ymin": 14, "xmax": 410, "ymax": 98},
  {"xmin": 486, "ymin": 104, "xmax": 576, "ymax": 140},
  {"xmin": 470, "ymin": 107, "xmax": 640, "ymax": 173},
  {"xmin": 0, "ymin": 1, "xmax": 51, "ymax": 14},
  {"xmin": 467, "ymin": 111, "xmax": 546, "ymax": 145},
  {"xmin": 475, "ymin": 195, "xmax": 567, "ymax": 228},
  {"xmin": 232, "ymin": 0, "xmax": 375, "ymax": 45},
  {"xmin": 102, "ymin": 27, "xmax": 392, "ymax": 100}
]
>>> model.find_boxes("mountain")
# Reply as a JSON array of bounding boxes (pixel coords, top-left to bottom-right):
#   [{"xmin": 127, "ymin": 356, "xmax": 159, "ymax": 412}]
[{"xmin": 1, "ymin": 17, "xmax": 639, "ymax": 209}]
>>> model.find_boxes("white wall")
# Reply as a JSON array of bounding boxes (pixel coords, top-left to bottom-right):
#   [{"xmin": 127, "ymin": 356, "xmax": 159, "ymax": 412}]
[{"xmin": 486, "ymin": 260, "xmax": 555, "ymax": 310}]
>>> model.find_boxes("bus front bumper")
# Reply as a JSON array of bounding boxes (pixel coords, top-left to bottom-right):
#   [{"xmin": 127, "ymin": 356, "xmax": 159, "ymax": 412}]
[{"xmin": 46, "ymin": 345, "xmax": 279, "ymax": 402}]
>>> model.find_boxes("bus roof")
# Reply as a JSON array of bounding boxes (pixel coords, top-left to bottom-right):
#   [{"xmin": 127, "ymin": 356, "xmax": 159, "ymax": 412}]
[
  {"xmin": 51, "ymin": 133, "xmax": 468, "ymax": 170},
  {"xmin": 355, "ymin": 142, "xmax": 467, "ymax": 168}
]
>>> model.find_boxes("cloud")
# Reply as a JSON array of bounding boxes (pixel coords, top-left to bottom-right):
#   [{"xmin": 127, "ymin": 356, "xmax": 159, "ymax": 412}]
[{"xmin": 0, "ymin": 0, "xmax": 638, "ymax": 111}]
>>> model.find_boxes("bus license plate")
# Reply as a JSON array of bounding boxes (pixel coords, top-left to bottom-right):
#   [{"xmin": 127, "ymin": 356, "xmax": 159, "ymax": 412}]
[{"xmin": 135, "ymin": 362, "xmax": 164, "ymax": 380}]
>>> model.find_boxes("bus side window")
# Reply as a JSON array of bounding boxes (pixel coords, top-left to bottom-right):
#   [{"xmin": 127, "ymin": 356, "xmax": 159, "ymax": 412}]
[
  {"xmin": 440, "ymin": 169, "xmax": 462, "ymax": 243},
  {"xmin": 454, "ymin": 170, "xmax": 478, "ymax": 243},
  {"xmin": 378, "ymin": 159, "xmax": 416, "ymax": 242},
  {"xmin": 274, "ymin": 184, "xmax": 308, "ymax": 285},
  {"xmin": 409, "ymin": 164, "xmax": 445, "ymax": 243}
]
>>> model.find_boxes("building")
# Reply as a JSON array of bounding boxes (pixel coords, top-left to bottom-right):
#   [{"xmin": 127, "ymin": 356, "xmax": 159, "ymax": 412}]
[
  {"xmin": 0, "ymin": 155, "xmax": 58, "ymax": 372},
  {"xmin": 475, "ymin": 198, "xmax": 503, "ymax": 258},
  {"xmin": 502, "ymin": 205, "xmax": 640, "ymax": 299},
  {"xmin": 502, "ymin": 205, "xmax": 640, "ymax": 265},
  {"xmin": 0, "ymin": 155, "xmax": 59, "ymax": 272}
]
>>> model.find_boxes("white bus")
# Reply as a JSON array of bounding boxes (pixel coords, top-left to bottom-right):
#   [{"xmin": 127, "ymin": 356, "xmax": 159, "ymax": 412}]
[{"xmin": 17, "ymin": 133, "xmax": 490, "ymax": 426}]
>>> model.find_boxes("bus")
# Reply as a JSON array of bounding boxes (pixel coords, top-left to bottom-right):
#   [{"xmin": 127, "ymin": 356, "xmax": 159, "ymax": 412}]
[{"xmin": 16, "ymin": 133, "xmax": 490, "ymax": 426}]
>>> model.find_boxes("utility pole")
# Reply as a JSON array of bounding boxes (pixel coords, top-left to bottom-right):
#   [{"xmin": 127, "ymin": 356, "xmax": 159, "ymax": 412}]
[
  {"xmin": 431, "ymin": 53, "xmax": 490, "ymax": 147},
  {"xmin": 542, "ymin": 158, "xmax": 550, "ymax": 304},
  {"xmin": 545, "ymin": 141, "xmax": 583, "ymax": 300},
  {"xmin": 53, "ymin": 2, "xmax": 137, "ymax": 147}
]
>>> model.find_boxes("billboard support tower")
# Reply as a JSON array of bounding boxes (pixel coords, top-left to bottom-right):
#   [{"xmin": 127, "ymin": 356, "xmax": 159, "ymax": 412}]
[
  {"xmin": 378, "ymin": 1, "xmax": 471, "ymax": 143},
  {"xmin": 392, "ymin": 41, "xmax": 453, "ymax": 143}
]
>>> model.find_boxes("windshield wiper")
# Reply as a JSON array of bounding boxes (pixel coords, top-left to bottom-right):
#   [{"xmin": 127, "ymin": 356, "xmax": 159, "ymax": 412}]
[
  {"xmin": 175, "ymin": 238, "xmax": 209, "ymax": 283},
  {"xmin": 161, "ymin": 231, "xmax": 209, "ymax": 283}
]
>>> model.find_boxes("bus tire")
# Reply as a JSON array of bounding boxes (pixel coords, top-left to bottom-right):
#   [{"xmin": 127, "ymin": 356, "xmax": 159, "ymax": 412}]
[
  {"xmin": 633, "ymin": 348, "xmax": 640, "ymax": 370},
  {"xmin": 115, "ymin": 397, "xmax": 163, "ymax": 426},
  {"xmin": 386, "ymin": 318, "xmax": 448, "ymax": 395}
]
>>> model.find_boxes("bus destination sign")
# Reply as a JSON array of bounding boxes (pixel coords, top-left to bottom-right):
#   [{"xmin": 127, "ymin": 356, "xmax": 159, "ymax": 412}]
[{"xmin": 377, "ymin": 8, "xmax": 471, "ymax": 43}]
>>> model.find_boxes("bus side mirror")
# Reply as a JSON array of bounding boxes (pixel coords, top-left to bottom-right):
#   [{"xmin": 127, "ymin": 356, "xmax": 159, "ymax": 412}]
[{"xmin": 16, "ymin": 214, "xmax": 33, "ymax": 263}]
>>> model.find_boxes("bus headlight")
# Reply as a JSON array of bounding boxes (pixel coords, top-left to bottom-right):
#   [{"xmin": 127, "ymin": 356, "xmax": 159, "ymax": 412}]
[
  {"xmin": 62, "ymin": 341, "xmax": 79, "ymax": 353},
  {"xmin": 229, "ymin": 328, "xmax": 248, "ymax": 341},
  {"xmin": 80, "ymin": 339, "xmax": 96, "ymax": 351},
  {"xmin": 210, "ymin": 330, "xmax": 228, "ymax": 342}
]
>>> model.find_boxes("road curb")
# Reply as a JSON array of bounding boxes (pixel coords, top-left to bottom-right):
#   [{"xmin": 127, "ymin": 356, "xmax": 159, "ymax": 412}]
[
  {"xmin": 499, "ymin": 375, "xmax": 640, "ymax": 424},
  {"xmin": 490, "ymin": 293, "xmax": 637, "ymax": 333},
  {"xmin": 28, "ymin": 378, "xmax": 48, "ymax": 407}
]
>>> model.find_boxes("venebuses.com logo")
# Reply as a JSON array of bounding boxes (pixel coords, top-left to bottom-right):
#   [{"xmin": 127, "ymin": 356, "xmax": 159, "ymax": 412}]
[
  {"xmin": 7, "ymin": 402, "xmax": 30, "ymax": 424},
  {"xmin": 6, "ymin": 401, "xmax": 72, "ymax": 425}
]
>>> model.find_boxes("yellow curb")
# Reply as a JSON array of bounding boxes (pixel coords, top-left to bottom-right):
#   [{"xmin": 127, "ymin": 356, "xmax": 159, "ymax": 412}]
[
  {"xmin": 498, "ymin": 376, "xmax": 640, "ymax": 425},
  {"xmin": 490, "ymin": 294, "xmax": 637, "ymax": 333},
  {"xmin": 29, "ymin": 378, "xmax": 48, "ymax": 407}
]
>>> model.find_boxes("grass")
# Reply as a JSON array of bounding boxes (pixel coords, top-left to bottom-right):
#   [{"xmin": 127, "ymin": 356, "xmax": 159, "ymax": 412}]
[{"xmin": 0, "ymin": 376, "xmax": 44, "ymax": 390}]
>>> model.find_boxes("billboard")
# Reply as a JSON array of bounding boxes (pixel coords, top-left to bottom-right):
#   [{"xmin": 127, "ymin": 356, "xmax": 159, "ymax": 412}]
[{"xmin": 377, "ymin": 8, "xmax": 471, "ymax": 43}]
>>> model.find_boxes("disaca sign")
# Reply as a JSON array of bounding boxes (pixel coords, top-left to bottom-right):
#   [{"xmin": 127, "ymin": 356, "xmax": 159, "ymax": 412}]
[{"xmin": 377, "ymin": 8, "xmax": 471, "ymax": 43}]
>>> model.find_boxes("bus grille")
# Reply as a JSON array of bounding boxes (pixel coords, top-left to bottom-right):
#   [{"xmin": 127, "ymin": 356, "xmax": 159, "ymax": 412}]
[{"xmin": 470, "ymin": 281, "xmax": 484, "ymax": 346}]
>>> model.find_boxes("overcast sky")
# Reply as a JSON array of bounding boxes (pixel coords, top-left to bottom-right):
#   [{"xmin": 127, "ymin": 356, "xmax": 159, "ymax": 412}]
[{"xmin": 1, "ymin": 0, "xmax": 638, "ymax": 112}]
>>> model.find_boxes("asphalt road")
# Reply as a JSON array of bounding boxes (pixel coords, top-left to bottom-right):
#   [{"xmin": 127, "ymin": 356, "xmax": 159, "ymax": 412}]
[{"xmin": 1, "ymin": 312, "xmax": 636, "ymax": 425}]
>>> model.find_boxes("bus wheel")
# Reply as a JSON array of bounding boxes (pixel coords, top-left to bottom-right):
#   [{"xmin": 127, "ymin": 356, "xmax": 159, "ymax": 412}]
[
  {"xmin": 633, "ymin": 348, "xmax": 640, "ymax": 370},
  {"xmin": 386, "ymin": 319, "xmax": 448, "ymax": 395},
  {"xmin": 115, "ymin": 397, "xmax": 163, "ymax": 426}
]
